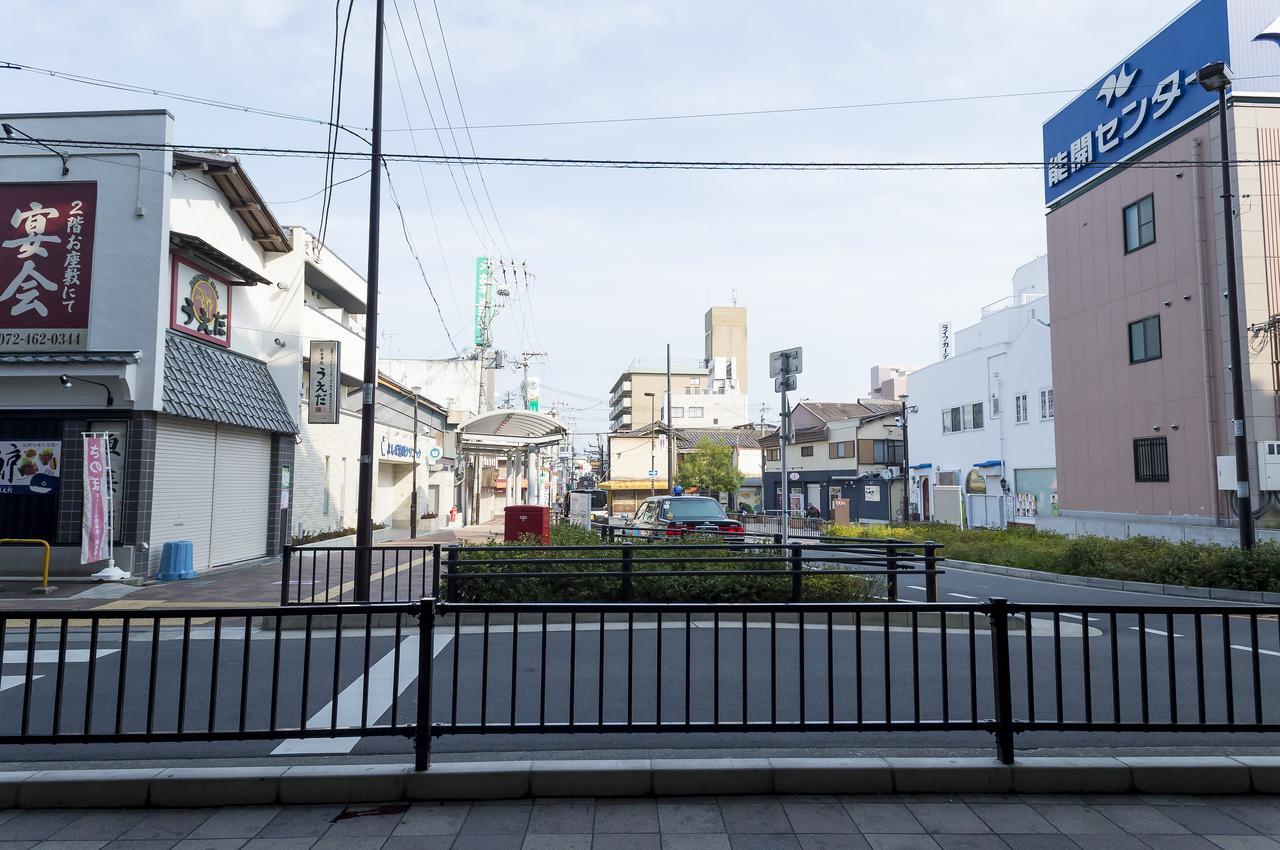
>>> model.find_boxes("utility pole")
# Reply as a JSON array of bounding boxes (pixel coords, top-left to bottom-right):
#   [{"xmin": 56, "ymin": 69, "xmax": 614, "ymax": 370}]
[
  {"xmin": 897, "ymin": 394, "xmax": 915, "ymax": 525},
  {"xmin": 644, "ymin": 392, "xmax": 657, "ymax": 496},
  {"xmin": 769, "ymin": 347, "xmax": 802, "ymax": 546},
  {"xmin": 354, "ymin": 0, "xmax": 386, "ymax": 603},
  {"xmin": 666, "ymin": 343, "xmax": 675, "ymax": 493},
  {"xmin": 516, "ymin": 352, "xmax": 547, "ymax": 409},
  {"xmin": 410, "ymin": 385, "xmax": 421, "ymax": 539},
  {"xmin": 1198, "ymin": 62, "xmax": 1255, "ymax": 549}
]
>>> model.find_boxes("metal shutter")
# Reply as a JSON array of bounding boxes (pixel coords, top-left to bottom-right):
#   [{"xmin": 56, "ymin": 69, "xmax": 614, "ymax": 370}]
[
  {"xmin": 209, "ymin": 425, "xmax": 271, "ymax": 566},
  {"xmin": 151, "ymin": 418, "xmax": 217, "ymax": 573}
]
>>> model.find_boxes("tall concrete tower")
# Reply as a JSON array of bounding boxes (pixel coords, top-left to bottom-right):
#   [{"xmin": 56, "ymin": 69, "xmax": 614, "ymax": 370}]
[{"xmin": 705, "ymin": 306, "xmax": 748, "ymax": 393}]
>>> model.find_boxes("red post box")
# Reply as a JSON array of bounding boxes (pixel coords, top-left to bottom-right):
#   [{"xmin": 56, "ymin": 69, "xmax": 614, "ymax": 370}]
[{"xmin": 504, "ymin": 504, "xmax": 551, "ymax": 544}]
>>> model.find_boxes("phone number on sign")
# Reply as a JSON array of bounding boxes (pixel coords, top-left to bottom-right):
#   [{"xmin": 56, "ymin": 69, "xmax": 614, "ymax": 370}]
[{"xmin": 0, "ymin": 330, "xmax": 86, "ymax": 349}]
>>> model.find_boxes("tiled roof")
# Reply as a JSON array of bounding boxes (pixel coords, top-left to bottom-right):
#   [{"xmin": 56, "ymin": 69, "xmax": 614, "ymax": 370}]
[
  {"xmin": 0, "ymin": 351, "xmax": 139, "ymax": 365},
  {"xmin": 619, "ymin": 423, "xmax": 766, "ymax": 450},
  {"xmin": 162, "ymin": 332, "xmax": 297, "ymax": 433}
]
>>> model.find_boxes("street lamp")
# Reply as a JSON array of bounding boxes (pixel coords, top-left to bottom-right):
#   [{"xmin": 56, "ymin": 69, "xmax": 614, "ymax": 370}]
[
  {"xmin": 1197, "ymin": 60, "xmax": 1256, "ymax": 549},
  {"xmin": 644, "ymin": 392, "xmax": 657, "ymax": 496},
  {"xmin": 60, "ymin": 374, "xmax": 113, "ymax": 407},
  {"xmin": 410, "ymin": 385, "xmax": 421, "ymax": 540}
]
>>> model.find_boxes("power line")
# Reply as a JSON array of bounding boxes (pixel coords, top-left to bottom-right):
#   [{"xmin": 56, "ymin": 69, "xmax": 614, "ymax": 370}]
[
  {"xmin": 318, "ymin": 0, "xmax": 357, "ymax": 249},
  {"xmin": 383, "ymin": 160, "xmax": 460, "ymax": 355},
  {"xmin": 16, "ymin": 57, "xmax": 1280, "ymax": 135},
  {"xmin": 4, "ymin": 136, "xmax": 1269, "ymax": 172},
  {"xmin": 386, "ymin": 0, "xmax": 493, "ymax": 252},
  {"xmin": 428, "ymin": 0, "xmax": 514, "ymax": 257}
]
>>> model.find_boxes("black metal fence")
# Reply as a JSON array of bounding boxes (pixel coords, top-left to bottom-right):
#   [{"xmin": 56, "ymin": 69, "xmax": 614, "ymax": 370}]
[
  {"xmin": 282, "ymin": 540, "xmax": 945, "ymax": 605},
  {"xmin": 4, "ymin": 598, "xmax": 1278, "ymax": 769}
]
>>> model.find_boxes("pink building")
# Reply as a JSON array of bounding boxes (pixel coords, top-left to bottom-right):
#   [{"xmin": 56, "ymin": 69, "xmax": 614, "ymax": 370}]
[{"xmin": 1042, "ymin": 0, "xmax": 1280, "ymax": 543}]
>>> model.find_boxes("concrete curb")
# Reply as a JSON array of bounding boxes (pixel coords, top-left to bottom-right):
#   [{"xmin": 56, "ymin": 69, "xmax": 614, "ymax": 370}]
[
  {"xmin": 3, "ymin": 757, "xmax": 1280, "ymax": 807},
  {"xmin": 946, "ymin": 559, "xmax": 1280, "ymax": 605}
]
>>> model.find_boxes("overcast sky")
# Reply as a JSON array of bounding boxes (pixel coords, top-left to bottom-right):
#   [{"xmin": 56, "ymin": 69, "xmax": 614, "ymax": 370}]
[{"xmin": 11, "ymin": 0, "xmax": 1181, "ymax": 437}]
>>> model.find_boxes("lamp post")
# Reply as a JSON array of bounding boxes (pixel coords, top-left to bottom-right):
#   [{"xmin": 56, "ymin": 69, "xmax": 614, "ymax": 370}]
[
  {"xmin": 410, "ymin": 385, "xmax": 421, "ymax": 540},
  {"xmin": 644, "ymin": 392, "xmax": 657, "ymax": 496},
  {"xmin": 1198, "ymin": 61, "xmax": 1255, "ymax": 550}
]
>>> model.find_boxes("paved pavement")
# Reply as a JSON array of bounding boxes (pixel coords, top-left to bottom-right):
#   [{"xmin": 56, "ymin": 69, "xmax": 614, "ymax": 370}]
[{"xmin": 3, "ymin": 794, "xmax": 1280, "ymax": 847}]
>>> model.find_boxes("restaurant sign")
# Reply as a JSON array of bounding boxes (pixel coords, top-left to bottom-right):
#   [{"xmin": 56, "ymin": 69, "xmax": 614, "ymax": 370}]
[
  {"xmin": 0, "ymin": 182, "xmax": 97, "ymax": 351},
  {"xmin": 308, "ymin": 340, "xmax": 341, "ymax": 424},
  {"xmin": 171, "ymin": 257, "xmax": 231, "ymax": 346},
  {"xmin": 0, "ymin": 439, "xmax": 61, "ymax": 495}
]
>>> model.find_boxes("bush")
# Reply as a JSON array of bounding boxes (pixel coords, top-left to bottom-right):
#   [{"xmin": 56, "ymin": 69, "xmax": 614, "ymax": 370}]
[
  {"xmin": 826, "ymin": 522, "xmax": 1280, "ymax": 593},
  {"xmin": 454, "ymin": 524, "xmax": 880, "ymax": 603}
]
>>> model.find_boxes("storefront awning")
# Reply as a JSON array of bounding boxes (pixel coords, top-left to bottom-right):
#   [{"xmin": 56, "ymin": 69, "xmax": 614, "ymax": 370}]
[
  {"xmin": 909, "ymin": 462, "xmax": 933, "ymax": 470},
  {"xmin": 599, "ymin": 479, "xmax": 669, "ymax": 491},
  {"xmin": 457, "ymin": 409, "xmax": 567, "ymax": 452},
  {"xmin": 973, "ymin": 459, "xmax": 1004, "ymax": 468}
]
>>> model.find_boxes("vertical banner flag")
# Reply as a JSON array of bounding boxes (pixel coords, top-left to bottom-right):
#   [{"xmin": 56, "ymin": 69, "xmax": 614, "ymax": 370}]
[
  {"xmin": 81, "ymin": 433, "xmax": 111, "ymax": 564},
  {"xmin": 525, "ymin": 375, "xmax": 540, "ymax": 412},
  {"xmin": 308, "ymin": 340, "xmax": 341, "ymax": 424}
]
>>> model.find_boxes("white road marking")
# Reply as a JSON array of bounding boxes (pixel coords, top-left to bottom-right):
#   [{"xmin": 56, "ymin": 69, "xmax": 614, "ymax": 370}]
[
  {"xmin": 907, "ymin": 585, "xmax": 927, "ymax": 591},
  {"xmin": 947, "ymin": 592, "xmax": 979, "ymax": 600},
  {"xmin": 271, "ymin": 631, "xmax": 453, "ymax": 756},
  {"xmin": 2, "ymin": 649, "xmax": 118, "ymax": 664},
  {"xmin": 0, "ymin": 674, "xmax": 43, "ymax": 693},
  {"xmin": 1129, "ymin": 627, "xmax": 1183, "ymax": 637},
  {"xmin": 1057, "ymin": 613, "xmax": 1100, "ymax": 622},
  {"xmin": 1231, "ymin": 645, "xmax": 1280, "ymax": 657}
]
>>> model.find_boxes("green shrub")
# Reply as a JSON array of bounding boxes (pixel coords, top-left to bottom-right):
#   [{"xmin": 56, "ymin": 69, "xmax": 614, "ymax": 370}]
[
  {"xmin": 827, "ymin": 522, "xmax": 1280, "ymax": 592},
  {"xmin": 454, "ymin": 526, "xmax": 879, "ymax": 603}
]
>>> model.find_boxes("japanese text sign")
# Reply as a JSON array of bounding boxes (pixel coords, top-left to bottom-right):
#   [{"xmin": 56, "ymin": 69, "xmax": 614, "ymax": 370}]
[
  {"xmin": 171, "ymin": 257, "xmax": 231, "ymax": 346},
  {"xmin": 82, "ymin": 434, "xmax": 111, "ymax": 564},
  {"xmin": 0, "ymin": 182, "xmax": 96, "ymax": 350},
  {"xmin": 0, "ymin": 439, "xmax": 61, "ymax": 495},
  {"xmin": 1042, "ymin": 0, "xmax": 1227, "ymax": 204},
  {"xmin": 308, "ymin": 340, "xmax": 341, "ymax": 424}
]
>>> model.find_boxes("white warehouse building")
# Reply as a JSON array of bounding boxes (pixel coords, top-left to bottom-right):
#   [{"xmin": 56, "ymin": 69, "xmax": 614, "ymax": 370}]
[{"xmin": 906, "ymin": 256, "xmax": 1057, "ymax": 528}]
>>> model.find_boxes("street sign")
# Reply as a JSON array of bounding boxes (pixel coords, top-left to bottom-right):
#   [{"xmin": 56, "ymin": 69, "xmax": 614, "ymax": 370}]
[
  {"xmin": 774, "ymin": 374, "xmax": 797, "ymax": 393},
  {"xmin": 647, "ymin": 469, "xmax": 659, "ymax": 479},
  {"xmin": 769, "ymin": 347, "xmax": 803, "ymax": 378}
]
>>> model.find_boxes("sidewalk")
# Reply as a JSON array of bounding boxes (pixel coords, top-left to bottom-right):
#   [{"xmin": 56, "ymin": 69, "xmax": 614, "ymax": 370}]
[{"xmin": 2, "ymin": 793, "xmax": 1278, "ymax": 847}]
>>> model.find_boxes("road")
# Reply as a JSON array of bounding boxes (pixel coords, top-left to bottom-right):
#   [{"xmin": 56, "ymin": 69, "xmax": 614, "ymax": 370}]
[{"xmin": 2, "ymin": 563, "xmax": 1279, "ymax": 766}]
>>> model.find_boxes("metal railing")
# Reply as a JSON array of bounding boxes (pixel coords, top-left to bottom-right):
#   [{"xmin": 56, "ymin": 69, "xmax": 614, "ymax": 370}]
[
  {"xmin": 3, "ymin": 599, "xmax": 1279, "ymax": 768},
  {"xmin": 0, "ymin": 603, "xmax": 422, "ymax": 746},
  {"xmin": 283, "ymin": 539, "xmax": 945, "ymax": 605}
]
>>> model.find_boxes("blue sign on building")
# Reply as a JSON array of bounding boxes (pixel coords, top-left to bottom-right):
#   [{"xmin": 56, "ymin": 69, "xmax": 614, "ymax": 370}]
[{"xmin": 1042, "ymin": 0, "xmax": 1230, "ymax": 205}]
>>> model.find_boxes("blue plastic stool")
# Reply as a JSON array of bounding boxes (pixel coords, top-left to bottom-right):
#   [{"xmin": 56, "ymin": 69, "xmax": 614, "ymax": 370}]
[{"xmin": 157, "ymin": 541, "xmax": 196, "ymax": 580}]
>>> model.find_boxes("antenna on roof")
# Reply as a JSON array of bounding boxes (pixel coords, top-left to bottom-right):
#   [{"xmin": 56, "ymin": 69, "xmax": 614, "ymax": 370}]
[{"xmin": 731, "ymin": 287, "xmax": 738, "ymax": 307}]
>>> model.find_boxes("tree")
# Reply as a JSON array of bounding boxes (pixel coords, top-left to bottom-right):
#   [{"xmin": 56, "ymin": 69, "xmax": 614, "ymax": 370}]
[{"xmin": 678, "ymin": 438, "xmax": 742, "ymax": 496}]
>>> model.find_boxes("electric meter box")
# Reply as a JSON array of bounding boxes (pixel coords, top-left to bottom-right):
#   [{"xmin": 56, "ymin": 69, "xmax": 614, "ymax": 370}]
[
  {"xmin": 1216, "ymin": 456, "xmax": 1236, "ymax": 491},
  {"xmin": 1260, "ymin": 442, "xmax": 1280, "ymax": 492}
]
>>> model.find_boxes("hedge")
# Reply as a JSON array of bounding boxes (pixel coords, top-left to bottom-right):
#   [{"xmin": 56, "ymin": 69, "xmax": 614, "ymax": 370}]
[
  {"xmin": 453, "ymin": 521, "xmax": 880, "ymax": 603},
  {"xmin": 826, "ymin": 522, "xmax": 1280, "ymax": 593}
]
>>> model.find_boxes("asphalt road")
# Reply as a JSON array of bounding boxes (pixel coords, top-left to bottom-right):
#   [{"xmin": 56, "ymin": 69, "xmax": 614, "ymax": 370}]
[{"xmin": 2, "ymin": 575, "xmax": 1279, "ymax": 766}]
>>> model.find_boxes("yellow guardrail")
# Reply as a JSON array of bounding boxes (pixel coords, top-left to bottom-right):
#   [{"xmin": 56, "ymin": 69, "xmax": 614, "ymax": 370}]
[{"xmin": 0, "ymin": 538, "xmax": 54, "ymax": 593}]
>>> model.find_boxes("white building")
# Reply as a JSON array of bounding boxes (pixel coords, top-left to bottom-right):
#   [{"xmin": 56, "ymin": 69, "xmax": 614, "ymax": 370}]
[{"xmin": 905, "ymin": 256, "xmax": 1056, "ymax": 527}]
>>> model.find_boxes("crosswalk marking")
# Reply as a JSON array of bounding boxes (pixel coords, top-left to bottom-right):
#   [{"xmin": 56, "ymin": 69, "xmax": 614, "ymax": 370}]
[
  {"xmin": 947, "ymin": 592, "xmax": 979, "ymax": 600},
  {"xmin": 2, "ymin": 649, "xmax": 118, "ymax": 664},
  {"xmin": 0, "ymin": 674, "xmax": 43, "ymax": 693},
  {"xmin": 1231, "ymin": 644, "xmax": 1280, "ymax": 657},
  {"xmin": 1129, "ymin": 626, "xmax": 1182, "ymax": 637},
  {"xmin": 271, "ymin": 631, "xmax": 453, "ymax": 756}
]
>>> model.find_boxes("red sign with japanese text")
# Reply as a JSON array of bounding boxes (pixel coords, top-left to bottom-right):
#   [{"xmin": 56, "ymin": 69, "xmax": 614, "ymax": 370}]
[{"xmin": 0, "ymin": 182, "xmax": 96, "ymax": 350}]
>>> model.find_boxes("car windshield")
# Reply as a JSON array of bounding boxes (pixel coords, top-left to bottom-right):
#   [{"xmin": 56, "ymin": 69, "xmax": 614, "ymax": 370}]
[
  {"xmin": 658, "ymin": 498, "xmax": 727, "ymax": 521},
  {"xmin": 590, "ymin": 491, "xmax": 608, "ymax": 511}
]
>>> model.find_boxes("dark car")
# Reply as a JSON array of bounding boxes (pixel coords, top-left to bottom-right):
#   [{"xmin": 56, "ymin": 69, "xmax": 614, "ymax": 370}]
[{"xmin": 624, "ymin": 495, "xmax": 744, "ymax": 540}]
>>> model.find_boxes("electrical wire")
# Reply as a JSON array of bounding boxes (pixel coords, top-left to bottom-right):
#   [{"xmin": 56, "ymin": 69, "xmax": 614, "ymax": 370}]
[
  {"xmin": 6, "ymin": 136, "xmax": 1264, "ymax": 171},
  {"xmin": 428, "ymin": 0, "xmax": 514, "ymax": 258},
  {"xmin": 268, "ymin": 168, "xmax": 370, "ymax": 204},
  {"xmin": 318, "ymin": 0, "xmax": 357, "ymax": 249}
]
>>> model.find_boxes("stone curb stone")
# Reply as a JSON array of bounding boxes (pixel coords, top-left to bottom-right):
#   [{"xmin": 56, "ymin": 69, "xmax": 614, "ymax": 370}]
[
  {"xmin": 530, "ymin": 759, "xmax": 649, "ymax": 797},
  {"xmin": 407, "ymin": 760, "xmax": 530, "ymax": 800},
  {"xmin": 651, "ymin": 758, "xmax": 771, "ymax": 796},
  {"xmin": 1010, "ymin": 757, "xmax": 1132, "ymax": 794},
  {"xmin": 887, "ymin": 758, "xmax": 1013, "ymax": 794},
  {"xmin": 770, "ymin": 758, "xmax": 892, "ymax": 794},
  {"xmin": 279, "ymin": 764, "xmax": 408, "ymax": 804},
  {"xmin": 0, "ymin": 771, "xmax": 35, "ymax": 808},
  {"xmin": 150, "ymin": 766, "xmax": 288, "ymax": 807},
  {"xmin": 17, "ymin": 768, "xmax": 160, "ymax": 808},
  {"xmin": 1231, "ymin": 756, "xmax": 1280, "ymax": 794},
  {"xmin": 947, "ymin": 560, "xmax": 1277, "ymax": 605},
  {"xmin": 1119, "ymin": 757, "xmax": 1252, "ymax": 795}
]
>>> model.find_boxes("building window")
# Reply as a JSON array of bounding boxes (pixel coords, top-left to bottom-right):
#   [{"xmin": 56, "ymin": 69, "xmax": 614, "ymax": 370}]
[
  {"xmin": 873, "ymin": 439, "xmax": 904, "ymax": 466},
  {"xmin": 1014, "ymin": 393, "xmax": 1029, "ymax": 424},
  {"xmin": 687, "ymin": 407, "xmax": 704, "ymax": 418},
  {"xmin": 828, "ymin": 440, "xmax": 853, "ymax": 459},
  {"xmin": 1123, "ymin": 194, "xmax": 1156, "ymax": 253},
  {"xmin": 671, "ymin": 407, "xmax": 684, "ymax": 418},
  {"xmin": 944, "ymin": 402, "xmax": 983, "ymax": 432},
  {"xmin": 800, "ymin": 445, "xmax": 814, "ymax": 457},
  {"xmin": 1128, "ymin": 315, "xmax": 1162, "ymax": 364},
  {"xmin": 766, "ymin": 448, "xmax": 780, "ymax": 462},
  {"xmin": 1040, "ymin": 389, "xmax": 1054, "ymax": 420},
  {"xmin": 1133, "ymin": 436, "xmax": 1169, "ymax": 482}
]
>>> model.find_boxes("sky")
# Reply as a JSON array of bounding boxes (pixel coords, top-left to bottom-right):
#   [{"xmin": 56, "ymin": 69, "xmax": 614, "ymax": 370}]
[{"xmin": 8, "ymin": 0, "xmax": 1184, "ymax": 439}]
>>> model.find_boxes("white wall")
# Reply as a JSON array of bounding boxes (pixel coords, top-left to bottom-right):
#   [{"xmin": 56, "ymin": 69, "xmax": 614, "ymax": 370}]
[
  {"xmin": 0, "ymin": 110, "xmax": 174, "ymax": 410},
  {"xmin": 664, "ymin": 389, "xmax": 749, "ymax": 428},
  {"xmin": 382, "ymin": 357, "xmax": 491, "ymax": 416}
]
